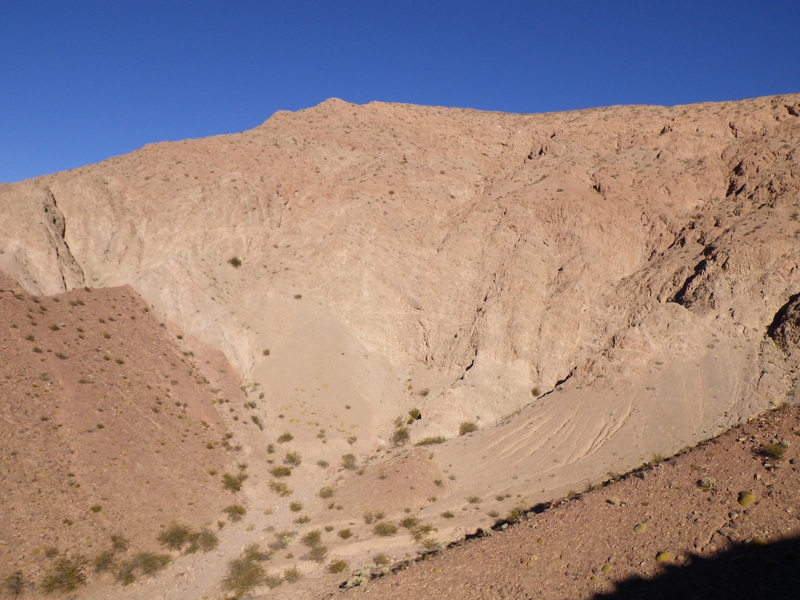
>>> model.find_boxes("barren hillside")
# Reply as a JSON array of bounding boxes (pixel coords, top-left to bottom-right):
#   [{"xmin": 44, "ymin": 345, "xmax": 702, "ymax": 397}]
[{"xmin": 1, "ymin": 93, "xmax": 799, "ymax": 598}]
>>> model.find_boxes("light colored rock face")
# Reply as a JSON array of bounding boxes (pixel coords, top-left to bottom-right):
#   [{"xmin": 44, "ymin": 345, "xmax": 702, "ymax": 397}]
[{"xmin": 1, "ymin": 94, "xmax": 799, "ymax": 529}]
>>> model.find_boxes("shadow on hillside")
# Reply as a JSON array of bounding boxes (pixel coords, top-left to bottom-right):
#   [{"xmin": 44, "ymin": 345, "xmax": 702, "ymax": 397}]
[{"xmin": 591, "ymin": 535, "xmax": 800, "ymax": 600}]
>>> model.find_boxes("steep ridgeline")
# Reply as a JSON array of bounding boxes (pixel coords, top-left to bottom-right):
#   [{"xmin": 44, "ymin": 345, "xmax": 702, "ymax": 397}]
[{"xmin": 1, "ymin": 94, "xmax": 799, "ymax": 554}]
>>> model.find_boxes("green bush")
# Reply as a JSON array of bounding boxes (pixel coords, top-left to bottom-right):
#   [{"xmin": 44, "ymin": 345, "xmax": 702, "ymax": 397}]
[
  {"xmin": 289, "ymin": 501, "xmax": 303, "ymax": 512},
  {"xmin": 228, "ymin": 257, "xmax": 242, "ymax": 268},
  {"xmin": 337, "ymin": 528, "xmax": 353, "ymax": 539},
  {"xmin": 277, "ymin": 432, "xmax": 294, "ymax": 443}
]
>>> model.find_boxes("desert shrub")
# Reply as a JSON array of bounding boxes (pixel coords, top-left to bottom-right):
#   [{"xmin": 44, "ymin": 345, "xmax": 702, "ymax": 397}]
[
  {"xmin": 655, "ymin": 551, "xmax": 673, "ymax": 563},
  {"xmin": 697, "ymin": 477, "xmax": 716, "ymax": 490},
  {"xmin": 337, "ymin": 528, "xmax": 353, "ymax": 539},
  {"xmin": 283, "ymin": 566, "xmax": 302, "ymax": 583},
  {"xmin": 301, "ymin": 530, "xmax": 322, "ymax": 547},
  {"xmin": 411, "ymin": 523, "xmax": 435, "ymax": 541},
  {"xmin": 157, "ymin": 522, "xmax": 193, "ymax": 551},
  {"xmin": 269, "ymin": 481, "xmax": 292, "ymax": 497},
  {"xmin": 328, "ymin": 560, "xmax": 349, "ymax": 574},
  {"xmin": 391, "ymin": 426, "xmax": 410, "ymax": 446},
  {"xmin": 3, "ymin": 571, "xmax": 26, "ymax": 597},
  {"xmin": 459, "ymin": 421, "xmax": 478, "ymax": 436},
  {"xmin": 251, "ymin": 415, "xmax": 264, "ymax": 430},
  {"xmin": 422, "ymin": 538, "xmax": 440, "ymax": 551},
  {"xmin": 504, "ymin": 505, "xmax": 527, "ymax": 523},
  {"xmin": 110, "ymin": 535, "xmax": 129, "ymax": 552},
  {"xmin": 284, "ymin": 451, "xmax": 302, "ymax": 466},
  {"xmin": 228, "ymin": 257, "xmax": 242, "ymax": 268},
  {"xmin": 400, "ymin": 516, "xmax": 419, "ymax": 529},
  {"xmin": 243, "ymin": 544, "xmax": 271, "ymax": 562},
  {"xmin": 318, "ymin": 486, "xmax": 335, "ymax": 498},
  {"xmin": 271, "ymin": 466, "xmax": 292, "ymax": 478},
  {"xmin": 277, "ymin": 432, "xmax": 294, "ymax": 443},
  {"xmin": 415, "ymin": 436, "xmax": 446, "ymax": 446},
  {"xmin": 308, "ymin": 545, "xmax": 328, "ymax": 563},
  {"xmin": 224, "ymin": 504, "xmax": 247, "ymax": 522},
  {"xmin": 341, "ymin": 454, "xmax": 357, "ymax": 470},
  {"xmin": 93, "ymin": 550, "xmax": 116, "ymax": 573},
  {"xmin": 373, "ymin": 522, "xmax": 398, "ymax": 536},
  {"xmin": 759, "ymin": 442, "xmax": 787, "ymax": 460},
  {"xmin": 268, "ymin": 531, "xmax": 294, "ymax": 551},
  {"xmin": 408, "ymin": 407, "xmax": 422, "ymax": 421},
  {"xmin": 223, "ymin": 557, "xmax": 264, "ymax": 595},
  {"xmin": 40, "ymin": 556, "xmax": 87, "ymax": 593},
  {"xmin": 738, "ymin": 491, "xmax": 757, "ymax": 507},
  {"xmin": 373, "ymin": 553, "xmax": 390, "ymax": 566},
  {"xmin": 467, "ymin": 495, "xmax": 481, "ymax": 504},
  {"xmin": 128, "ymin": 552, "xmax": 171, "ymax": 576},
  {"xmin": 289, "ymin": 501, "xmax": 303, "ymax": 512},
  {"xmin": 441, "ymin": 511, "xmax": 455, "ymax": 519},
  {"xmin": 531, "ymin": 386, "xmax": 541, "ymax": 396},
  {"xmin": 195, "ymin": 529, "xmax": 219, "ymax": 552},
  {"xmin": 222, "ymin": 472, "xmax": 248, "ymax": 492}
]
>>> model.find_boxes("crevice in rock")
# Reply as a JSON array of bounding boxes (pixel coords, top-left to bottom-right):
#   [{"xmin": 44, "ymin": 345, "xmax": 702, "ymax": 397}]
[
  {"xmin": 767, "ymin": 293, "xmax": 800, "ymax": 353},
  {"xmin": 671, "ymin": 258, "xmax": 709, "ymax": 308},
  {"xmin": 42, "ymin": 187, "xmax": 85, "ymax": 290}
]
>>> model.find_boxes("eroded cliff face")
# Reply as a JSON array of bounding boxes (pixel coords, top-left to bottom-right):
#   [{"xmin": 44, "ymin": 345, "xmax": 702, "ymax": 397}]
[{"xmin": 1, "ymin": 94, "xmax": 799, "ymax": 495}]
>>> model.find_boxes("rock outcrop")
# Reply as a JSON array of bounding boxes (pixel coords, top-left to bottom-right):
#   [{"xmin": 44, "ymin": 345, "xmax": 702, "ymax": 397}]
[{"xmin": 1, "ymin": 94, "xmax": 799, "ymax": 597}]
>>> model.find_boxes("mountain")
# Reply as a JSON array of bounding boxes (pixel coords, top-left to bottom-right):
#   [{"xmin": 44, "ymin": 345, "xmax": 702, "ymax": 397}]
[{"xmin": 0, "ymin": 93, "xmax": 798, "ymax": 598}]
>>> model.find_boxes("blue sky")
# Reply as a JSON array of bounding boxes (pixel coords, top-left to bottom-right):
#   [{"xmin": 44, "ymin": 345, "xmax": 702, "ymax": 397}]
[{"xmin": 1, "ymin": 1, "xmax": 798, "ymax": 183}]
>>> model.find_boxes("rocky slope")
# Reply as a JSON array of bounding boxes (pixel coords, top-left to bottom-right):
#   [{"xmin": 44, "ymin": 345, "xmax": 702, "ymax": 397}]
[
  {"xmin": 0, "ymin": 275, "xmax": 235, "ymax": 592},
  {"xmin": 1, "ymin": 93, "xmax": 799, "ymax": 598}
]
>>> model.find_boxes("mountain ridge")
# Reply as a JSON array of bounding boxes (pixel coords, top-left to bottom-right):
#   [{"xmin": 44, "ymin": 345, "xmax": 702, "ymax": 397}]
[{"xmin": 1, "ymin": 92, "xmax": 799, "ymax": 598}]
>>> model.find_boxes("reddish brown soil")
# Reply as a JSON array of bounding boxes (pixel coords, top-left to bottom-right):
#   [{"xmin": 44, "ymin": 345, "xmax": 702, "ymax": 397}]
[{"xmin": 0, "ymin": 275, "xmax": 234, "ymax": 590}]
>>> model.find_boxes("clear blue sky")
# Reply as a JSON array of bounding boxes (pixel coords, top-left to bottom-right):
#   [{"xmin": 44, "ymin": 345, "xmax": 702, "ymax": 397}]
[{"xmin": 2, "ymin": 1, "xmax": 798, "ymax": 183}]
